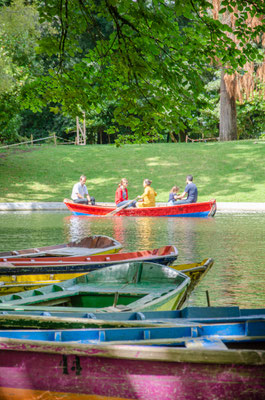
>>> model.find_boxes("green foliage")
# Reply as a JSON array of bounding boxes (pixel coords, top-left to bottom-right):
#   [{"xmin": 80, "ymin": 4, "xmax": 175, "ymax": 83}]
[
  {"xmin": 0, "ymin": 92, "xmax": 22, "ymax": 144},
  {"xmin": 1, "ymin": 0, "xmax": 265, "ymax": 144},
  {"xmin": 237, "ymin": 95, "xmax": 265, "ymax": 139},
  {"xmin": 0, "ymin": 0, "xmax": 41, "ymax": 143},
  {"xmin": 0, "ymin": 0, "xmax": 40, "ymax": 92},
  {"xmin": 19, "ymin": 107, "xmax": 73, "ymax": 140},
  {"xmin": 29, "ymin": 0, "xmax": 265, "ymax": 143}
]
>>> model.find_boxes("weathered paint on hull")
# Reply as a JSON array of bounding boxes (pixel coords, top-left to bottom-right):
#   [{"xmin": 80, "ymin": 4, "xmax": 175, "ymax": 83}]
[{"xmin": 0, "ymin": 349, "xmax": 264, "ymax": 400}]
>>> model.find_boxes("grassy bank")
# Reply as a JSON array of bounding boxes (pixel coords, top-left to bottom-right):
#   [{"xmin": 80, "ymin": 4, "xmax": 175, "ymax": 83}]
[{"xmin": 0, "ymin": 140, "xmax": 264, "ymax": 203}]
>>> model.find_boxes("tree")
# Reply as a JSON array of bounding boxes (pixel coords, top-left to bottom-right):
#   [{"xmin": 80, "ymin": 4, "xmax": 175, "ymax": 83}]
[
  {"xmin": 0, "ymin": 0, "xmax": 41, "ymax": 143},
  {"xmin": 211, "ymin": 0, "xmax": 265, "ymax": 140},
  {"xmin": 21, "ymin": 0, "xmax": 265, "ymax": 143}
]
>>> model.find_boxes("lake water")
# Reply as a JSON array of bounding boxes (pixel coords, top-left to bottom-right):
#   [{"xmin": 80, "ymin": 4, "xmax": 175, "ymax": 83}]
[{"xmin": 0, "ymin": 211, "xmax": 264, "ymax": 308}]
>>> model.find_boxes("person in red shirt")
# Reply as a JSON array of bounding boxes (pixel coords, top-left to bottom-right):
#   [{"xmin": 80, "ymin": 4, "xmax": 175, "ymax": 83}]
[
  {"xmin": 115, "ymin": 178, "xmax": 128, "ymax": 207},
  {"xmin": 115, "ymin": 178, "xmax": 136, "ymax": 208}
]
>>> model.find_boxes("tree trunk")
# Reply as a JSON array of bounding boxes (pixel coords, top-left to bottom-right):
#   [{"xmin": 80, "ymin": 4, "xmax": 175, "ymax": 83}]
[
  {"xmin": 219, "ymin": 70, "xmax": 237, "ymax": 141},
  {"xmin": 98, "ymin": 128, "xmax": 103, "ymax": 144},
  {"xmin": 179, "ymin": 131, "xmax": 186, "ymax": 142},
  {"xmin": 169, "ymin": 131, "xmax": 178, "ymax": 143}
]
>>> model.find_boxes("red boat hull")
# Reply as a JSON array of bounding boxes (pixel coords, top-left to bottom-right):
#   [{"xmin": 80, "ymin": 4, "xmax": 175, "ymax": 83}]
[
  {"xmin": 64, "ymin": 200, "xmax": 217, "ymax": 217},
  {"xmin": 0, "ymin": 245, "xmax": 178, "ymax": 270}
]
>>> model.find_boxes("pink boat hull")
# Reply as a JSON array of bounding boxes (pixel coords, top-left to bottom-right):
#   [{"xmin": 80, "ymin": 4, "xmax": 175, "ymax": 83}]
[{"xmin": 0, "ymin": 341, "xmax": 264, "ymax": 400}]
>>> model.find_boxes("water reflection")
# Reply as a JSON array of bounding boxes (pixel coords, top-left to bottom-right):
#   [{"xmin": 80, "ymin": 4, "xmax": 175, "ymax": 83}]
[
  {"xmin": 65, "ymin": 215, "xmax": 95, "ymax": 242},
  {"xmin": 0, "ymin": 212, "xmax": 264, "ymax": 308}
]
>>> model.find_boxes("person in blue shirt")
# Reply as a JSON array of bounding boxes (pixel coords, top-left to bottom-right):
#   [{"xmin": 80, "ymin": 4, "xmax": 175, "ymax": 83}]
[{"xmin": 175, "ymin": 175, "xmax": 198, "ymax": 204}]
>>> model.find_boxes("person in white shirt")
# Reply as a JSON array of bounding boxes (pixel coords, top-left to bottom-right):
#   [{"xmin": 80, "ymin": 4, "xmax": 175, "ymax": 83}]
[{"xmin": 71, "ymin": 175, "xmax": 95, "ymax": 205}]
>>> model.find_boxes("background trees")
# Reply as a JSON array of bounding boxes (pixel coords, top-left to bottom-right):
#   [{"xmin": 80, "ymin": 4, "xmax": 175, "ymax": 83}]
[
  {"xmin": 0, "ymin": 0, "xmax": 264, "ymax": 145},
  {"xmin": 211, "ymin": 0, "xmax": 265, "ymax": 141},
  {"xmin": 0, "ymin": 0, "xmax": 40, "ymax": 142}
]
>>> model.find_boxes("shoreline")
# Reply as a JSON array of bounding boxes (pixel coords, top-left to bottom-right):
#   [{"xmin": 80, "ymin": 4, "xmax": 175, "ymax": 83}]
[{"xmin": 0, "ymin": 202, "xmax": 265, "ymax": 213}]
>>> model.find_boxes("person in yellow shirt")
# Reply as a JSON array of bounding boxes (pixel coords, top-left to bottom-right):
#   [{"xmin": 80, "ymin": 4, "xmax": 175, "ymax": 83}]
[{"xmin": 136, "ymin": 179, "xmax": 157, "ymax": 208}]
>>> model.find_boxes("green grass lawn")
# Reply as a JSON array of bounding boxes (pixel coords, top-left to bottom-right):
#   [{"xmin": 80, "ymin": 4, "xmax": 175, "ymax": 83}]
[{"xmin": 0, "ymin": 140, "xmax": 264, "ymax": 203}]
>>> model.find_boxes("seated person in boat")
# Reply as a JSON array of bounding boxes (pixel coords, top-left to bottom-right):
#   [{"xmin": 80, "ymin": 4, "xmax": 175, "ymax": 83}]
[
  {"xmin": 167, "ymin": 185, "xmax": 180, "ymax": 206},
  {"xmin": 71, "ymin": 175, "xmax": 95, "ymax": 205},
  {"xmin": 115, "ymin": 178, "xmax": 136, "ymax": 208},
  {"xmin": 136, "ymin": 179, "xmax": 157, "ymax": 208},
  {"xmin": 176, "ymin": 175, "xmax": 198, "ymax": 205}
]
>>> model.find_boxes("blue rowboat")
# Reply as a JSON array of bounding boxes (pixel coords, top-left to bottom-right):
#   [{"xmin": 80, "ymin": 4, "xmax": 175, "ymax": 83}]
[
  {"xmin": 0, "ymin": 306, "xmax": 263, "ymax": 330},
  {"xmin": 0, "ymin": 319, "xmax": 264, "ymax": 348},
  {"xmin": 0, "ymin": 307, "xmax": 264, "ymax": 400}
]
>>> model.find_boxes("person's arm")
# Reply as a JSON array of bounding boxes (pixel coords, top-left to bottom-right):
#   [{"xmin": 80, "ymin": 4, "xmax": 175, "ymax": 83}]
[
  {"xmin": 83, "ymin": 185, "xmax": 91, "ymax": 202},
  {"xmin": 177, "ymin": 191, "xmax": 187, "ymax": 200},
  {"xmin": 76, "ymin": 189, "xmax": 84, "ymax": 199},
  {"xmin": 137, "ymin": 188, "xmax": 147, "ymax": 200}
]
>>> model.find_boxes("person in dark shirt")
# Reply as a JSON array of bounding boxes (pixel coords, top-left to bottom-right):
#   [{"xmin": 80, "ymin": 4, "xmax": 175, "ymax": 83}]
[
  {"xmin": 168, "ymin": 186, "xmax": 180, "ymax": 205},
  {"xmin": 175, "ymin": 175, "xmax": 198, "ymax": 204}
]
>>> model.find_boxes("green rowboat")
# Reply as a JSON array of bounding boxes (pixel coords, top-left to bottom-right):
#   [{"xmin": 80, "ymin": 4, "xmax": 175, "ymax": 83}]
[{"xmin": 0, "ymin": 262, "xmax": 190, "ymax": 313}]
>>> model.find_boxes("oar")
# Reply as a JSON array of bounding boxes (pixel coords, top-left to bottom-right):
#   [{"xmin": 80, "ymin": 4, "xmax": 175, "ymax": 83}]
[{"xmin": 106, "ymin": 198, "xmax": 137, "ymax": 217}]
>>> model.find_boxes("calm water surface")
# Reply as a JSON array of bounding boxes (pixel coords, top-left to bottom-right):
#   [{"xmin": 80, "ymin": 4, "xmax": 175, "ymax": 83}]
[{"xmin": 0, "ymin": 211, "xmax": 264, "ymax": 308}]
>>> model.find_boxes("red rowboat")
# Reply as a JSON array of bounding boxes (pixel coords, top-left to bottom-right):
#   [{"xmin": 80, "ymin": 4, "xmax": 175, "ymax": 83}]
[
  {"xmin": 64, "ymin": 199, "xmax": 217, "ymax": 217},
  {"xmin": 0, "ymin": 245, "xmax": 178, "ymax": 271}
]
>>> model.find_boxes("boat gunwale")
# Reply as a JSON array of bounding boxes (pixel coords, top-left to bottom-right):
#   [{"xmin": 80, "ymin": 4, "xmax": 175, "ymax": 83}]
[{"xmin": 0, "ymin": 337, "xmax": 264, "ymax": 366}]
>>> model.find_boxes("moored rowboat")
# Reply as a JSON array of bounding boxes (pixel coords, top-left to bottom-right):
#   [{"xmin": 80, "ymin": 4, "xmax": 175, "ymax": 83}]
[
  {"xmin": 0, "ymin": 304, "xmax": 262, "ymax": 331},
  {"xmin": 0, "ymin": 245, "xmax": 178, "ymax": 269},
  {"xmin": 0, "ymin": 257, "xmax": 212, "ymax": 296},
  {"xmin": 0, "ymin": 318, "xmax": 263, "ymax": 346},
  {"xmin": 0, "ymin": 235, "xmax": 122, "ymax": 258},
  {"xmin": 64, "ymin": 199, "xmax": 217, "ymax": 217},
  {"xmin": 0, "ymin": 245, "xmax": 179, "ymax": 294},
  {"xmin": 0, "ymin": 262, "xmax": 190, "ymax": 312},
  {"xmin": 0, "ymin": 339, "xmax": 264, "ymax": 399}
]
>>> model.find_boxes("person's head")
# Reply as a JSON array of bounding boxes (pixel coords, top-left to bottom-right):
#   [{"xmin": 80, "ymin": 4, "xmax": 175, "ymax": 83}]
[
  {"xmin": 186, "ymin": 175, "xmax": 193, "ymax": 184},
  {"xmin": 171, "ymin": 186, "xmax": 180, "ymax": 193},
  {"xmin": 143, "ymin": 179, "xmax": 152, "ymax": 187},
  {"xmin": 119, "ymin": 178, "xmax": 128, "ymax": 188},
  {"xmin": 80, "ymin": 175, "xmax": 87, "ymax": 185}
]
